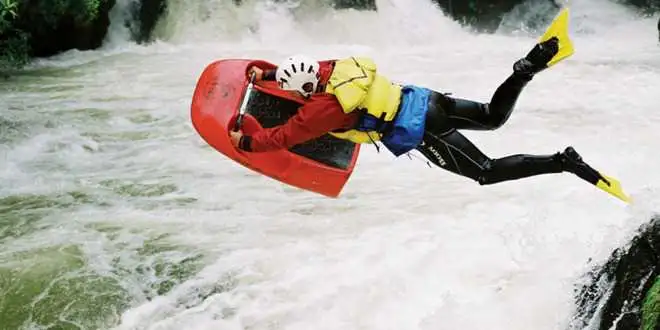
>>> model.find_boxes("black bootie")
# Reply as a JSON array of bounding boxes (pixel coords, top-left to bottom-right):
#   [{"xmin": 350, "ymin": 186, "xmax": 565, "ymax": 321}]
[
  {"xmin": 513, "ymin": 36, "xmax": 560, "ymax": 80},
  {"xmin": 559, "ymin": 146, "xmax": 607, "ymax": 185}
]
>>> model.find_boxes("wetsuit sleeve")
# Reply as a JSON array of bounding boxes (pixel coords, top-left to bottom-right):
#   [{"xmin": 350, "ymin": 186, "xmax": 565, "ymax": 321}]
[{"xmin": 239, "ymin": 96, "xmax": 356, "ymax": 152}]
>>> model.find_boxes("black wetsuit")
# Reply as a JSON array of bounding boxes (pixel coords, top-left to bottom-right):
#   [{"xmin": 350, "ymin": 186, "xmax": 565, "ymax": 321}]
[
  {"xmin": 256, "ymin": 38, "xmax": 603, "ymax": 188},
  {"xmin": 416, "ymin": 73, "xmax": 564, "ymax": 185}
]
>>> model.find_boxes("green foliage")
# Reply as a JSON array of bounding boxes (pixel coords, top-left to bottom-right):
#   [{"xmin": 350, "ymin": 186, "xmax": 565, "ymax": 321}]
[
  {"xmin": 0, "ymin": 0, "xmax": 107, "ymax": 72},
  {"xmin": 37, "ymin": 0, "xmax": 102, "ymax": 26},
  {"xmin": 0, "ymin": 0, "xmax": 26, "ymax": 73},
  {"xmin": 642, "ymin": 276, "xmax": 660, "ymax": 330},
  {"xmin": 0, "ymin": 30, "xmax": 28, "ymax": 72},
  {"xmin": 0, "ymin": 0, "xmax": 18, "ymax": 33}
]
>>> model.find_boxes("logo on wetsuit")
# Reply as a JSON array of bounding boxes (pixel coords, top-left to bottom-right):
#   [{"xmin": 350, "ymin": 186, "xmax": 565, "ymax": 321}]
[{"xmin": 420, "ymin": 140, "xmax": 447, "ymax": 167}]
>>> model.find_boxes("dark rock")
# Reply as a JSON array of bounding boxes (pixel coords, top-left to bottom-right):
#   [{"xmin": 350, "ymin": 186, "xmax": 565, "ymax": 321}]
[
  {"xmin": 332, "ymin": 0, "xmax": 377, "ymax": 10},
  {"xmin": 232, "ymin": 0, "xmax": 376, "ymax": 10},
  {"xmin": 132, "ymin": 0, "xmax": 167, "ymax": 43},
  {"xmin": 430, "ymin": 0, "xmax": 560, "ymax": 32},
  {"xmin": 15, "ymin": 0, "xmax": 116, "ymax": 57},
  {"xmin": 614, "ymin": 0, "xmax": 660, "ymax": 13},
  {"xmin": 570, "ymin": 216, "xmax": 660, "ymax": 330}
]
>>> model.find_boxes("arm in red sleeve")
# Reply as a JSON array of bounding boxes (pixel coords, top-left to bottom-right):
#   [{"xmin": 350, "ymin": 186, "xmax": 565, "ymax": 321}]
[{"xmin": 240, "ymin": 95, "xmax": 357, "ymax": 152}]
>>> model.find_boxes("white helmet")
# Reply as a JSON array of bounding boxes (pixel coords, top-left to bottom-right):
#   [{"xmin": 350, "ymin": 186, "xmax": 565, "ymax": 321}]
[{"xmin": 275, "ymin": 54, "xmax": 320, "ymax": 98}]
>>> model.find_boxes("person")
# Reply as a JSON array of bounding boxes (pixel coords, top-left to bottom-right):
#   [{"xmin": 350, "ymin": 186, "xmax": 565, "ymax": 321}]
[{"xmin": 229, "ymin": 37, "xmax": 607, "ymax": 188}]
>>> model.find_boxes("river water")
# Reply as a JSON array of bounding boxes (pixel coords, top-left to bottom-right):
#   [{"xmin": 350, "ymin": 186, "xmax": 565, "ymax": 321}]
[{"xmin": 1, "ymin": 0, "xmax": 659, "ymax": 329}]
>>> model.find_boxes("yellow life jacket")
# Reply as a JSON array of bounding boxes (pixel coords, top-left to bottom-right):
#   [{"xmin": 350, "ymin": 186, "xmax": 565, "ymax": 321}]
[{"xmin": 324, "ymin": 57, "xmax": 402, "ymax": 144}]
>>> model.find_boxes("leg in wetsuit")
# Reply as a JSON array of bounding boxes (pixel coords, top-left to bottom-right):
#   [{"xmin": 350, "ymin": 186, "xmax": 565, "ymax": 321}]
[{"xmin": 416, "ymin": 37, "xmax": 602, "ymax": 185}]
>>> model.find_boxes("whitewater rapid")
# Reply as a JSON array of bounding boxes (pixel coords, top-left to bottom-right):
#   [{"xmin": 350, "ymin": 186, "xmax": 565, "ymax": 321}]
[{"xmin": 1, "ymin": 0, "xmax": 659, "ymax": 329}]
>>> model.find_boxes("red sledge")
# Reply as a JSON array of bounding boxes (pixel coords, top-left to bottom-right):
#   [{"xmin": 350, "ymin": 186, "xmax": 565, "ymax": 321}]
[{"xmin": 190, "ymin": 59, "xmax": 361, "ymax": 197}]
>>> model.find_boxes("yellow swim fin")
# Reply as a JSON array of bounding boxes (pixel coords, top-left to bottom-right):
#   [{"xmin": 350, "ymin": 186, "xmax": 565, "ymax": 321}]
[
  {"xmin": 539, "ymin": 7, "xmax": 575, "ymax": 67},
  {"xmin": 595, "ymin": 173, "xmax": 632, "ymax": 203}
]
